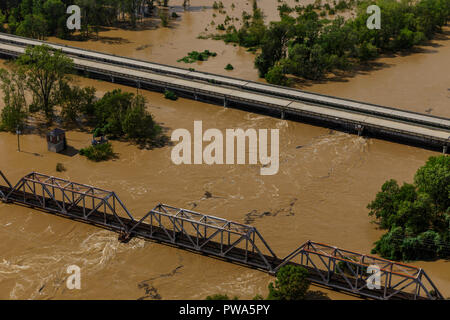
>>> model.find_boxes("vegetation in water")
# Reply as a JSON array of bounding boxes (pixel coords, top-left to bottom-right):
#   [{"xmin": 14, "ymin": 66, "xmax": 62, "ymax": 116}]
[
  {"xmin": 164, "ymin": 89, "xmax": 178, "ymax": 101},
  {"xmin": 368, "ymin": 155, "xmax": 450, "ymax": 261},
  {"xmin": 90, "ymin": 89, "xmax": 163, "ymax": 148},
  {"xmin": 0, "ymin": 67, "xmax": 27, "ymax": 132},
  {"xmin": 79, "ymin": 142, "xmax": 115, "ymax": 162},
  {"xmin": 0, "ymin": 1, "xmax": 175, "ymax": 39},
  {"xmin": 177, "ymin": 50, "xmax": 217, "ymax": 63},
  {"xmin": 56, "ymin": 162, "xmax": 66, "ymax": 172},
  {"xmin": 0, "ymin": 45, "xmax": 166, "ymax": 150},
  {"xmin": 267, "ymin": 265, "xmax": 310, "ymax": 300},
  {"xmin": 205, "ymin": 265, "xmax": 312, "ymax": 300},
  {"xmin": 205, "ymin": 0, "xmax": 449, "ymax": 85}
]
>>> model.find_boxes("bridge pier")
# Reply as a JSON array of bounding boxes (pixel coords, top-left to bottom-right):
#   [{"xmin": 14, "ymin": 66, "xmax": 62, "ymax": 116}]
[
  {"xmin": 444, "ymin": 145, "xmax": 448, "ymax": 155},
  {"xmin": 281, "ymin": 111, "xmax": 285, "ymax": 120},
  {"xmin": 356, "ymin": 125, "xmax": 364, "ymax": 136},
  {"xmin": 223, "ymin": 97, "xmax": 228, "ymax": 107}
]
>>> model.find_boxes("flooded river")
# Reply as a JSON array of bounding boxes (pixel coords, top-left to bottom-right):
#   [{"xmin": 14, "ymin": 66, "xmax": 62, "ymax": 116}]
[{"xmin": 0, "ymin": 0, "xmax": 448, "ymax": 299}]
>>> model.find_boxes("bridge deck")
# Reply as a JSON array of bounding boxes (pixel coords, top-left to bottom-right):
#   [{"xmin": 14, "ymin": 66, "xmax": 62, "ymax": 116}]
[
  {"xmin": 0, "ymin": 41, "xmax": 448, "ymax": 149},
  {"xmin": 0, "ymin": 32, "xmax": 448, "ymax": 131}
]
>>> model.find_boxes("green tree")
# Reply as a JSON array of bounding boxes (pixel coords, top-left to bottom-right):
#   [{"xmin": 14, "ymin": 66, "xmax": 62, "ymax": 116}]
[
  {"xmin": 265, "ymin": 64, "xmax": 289, "ymax": 86},
  {"xmin": 121, "ymin": 94, "xmax": 161, "ymax": 142},
  {"xmin": 267, "ymin": 265, "xmax": 310, "ymax": 300},
  {"xmin": 0, "ymin": 68, "xmax": 27, "ymax": 132},
  {"xmin": 16, "ymin": 14, "xmax": 48, "ymax": 40},
  {"xmin": 368, "ymin": 155, "xmax": 450, "ymax": 261},
  {"xmin": 59, "ymin": 83, "xmax": 96, "ymax": 124},
  {"xmin": 414, "ymin": 155, "xmax": 450, "ymax": 211},
  {"xmin": 16, "ymin": 45, "xmax": 74, "ymax": 122}
]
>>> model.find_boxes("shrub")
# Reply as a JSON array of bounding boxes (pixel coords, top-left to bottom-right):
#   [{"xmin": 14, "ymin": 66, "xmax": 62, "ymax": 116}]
[
  {"xmin": 225, "ymin": 63, "xmax": 234, "ymax": 70},
  {"xmin": 79, "ymin": 142, "xmax": 115, "ymax": 162},
  {"xmin": 177, "ymin": 50, "xmax": 217, "ymax": 63},
  {"xmin": 164, "ymin": 89, "xmax": 178, "ymax": 101},
  {"xmin": 56, "ymin": 163, "xmax": 66, "ymax": 172}
]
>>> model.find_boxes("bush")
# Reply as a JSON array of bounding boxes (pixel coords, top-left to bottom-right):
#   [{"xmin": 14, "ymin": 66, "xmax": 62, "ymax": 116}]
[
  {"xmin": 177, "ymin": 50, "xmax": 217, "ymax": 63},
  {"xmin": 225, "ymin": 63, "xmax": 234, "ymax": 70},
  {"xmin": 267, "ymin": 265, "xmax": 310, "ymax": 300},
  {"xmin": 164, "ymin": 89, "xmax": 178, "ymax": 101},
  {"xmin": 79, "ymin": 142, "xmax": 115, "ymax": 162},
  {"xmin": 56, "ymin": 163, "xmax": 66, "ymax": 172}
]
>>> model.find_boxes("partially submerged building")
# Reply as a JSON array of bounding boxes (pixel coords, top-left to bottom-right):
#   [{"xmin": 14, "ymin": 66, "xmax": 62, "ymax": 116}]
[{"xmin": 47, "ymin": 128, "xmax": 66, "ymax": 153}]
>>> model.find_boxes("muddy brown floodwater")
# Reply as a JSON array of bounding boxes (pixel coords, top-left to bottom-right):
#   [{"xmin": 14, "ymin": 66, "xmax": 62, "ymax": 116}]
[{"xmin": 0, "ymin": 1, "xmax": 449, "ymax": 300}]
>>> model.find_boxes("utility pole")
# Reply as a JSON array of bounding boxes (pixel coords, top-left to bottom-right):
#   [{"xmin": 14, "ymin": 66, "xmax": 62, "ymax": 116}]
[{"xmin": 16, "ymin": 126, "xmax": 21, "ymax": 152}]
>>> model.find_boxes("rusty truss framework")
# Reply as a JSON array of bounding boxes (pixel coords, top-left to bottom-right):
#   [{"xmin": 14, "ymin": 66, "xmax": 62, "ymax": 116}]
[
  {"xmin": 0, "ymin": 171, "xmax": 444, "ymax": 300},
  {"xmin": 274, "ymin": 241, "xmax": 444, "ymax": 300}
]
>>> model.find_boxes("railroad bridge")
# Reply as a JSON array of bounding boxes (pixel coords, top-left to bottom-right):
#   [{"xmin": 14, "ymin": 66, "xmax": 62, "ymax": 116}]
[
  {"xmin": 0, "ymin": 32, "xmax": 449, "ymax": 152},
  {"xmin": 0, "ymin": 171, "xmax": 444, "ymax": 300}
]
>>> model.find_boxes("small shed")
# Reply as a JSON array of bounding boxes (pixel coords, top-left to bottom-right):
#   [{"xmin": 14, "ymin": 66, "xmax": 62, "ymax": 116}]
[{"xmin": 47, "ymin": 128, "xmax": 67, "ymax": 153}]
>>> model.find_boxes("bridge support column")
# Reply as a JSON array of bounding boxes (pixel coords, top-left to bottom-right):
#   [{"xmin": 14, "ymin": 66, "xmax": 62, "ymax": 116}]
[
  {"xmin": 444, "ymin": 145, "xmax": 448, "ymax": 155},
  {"xmin": 223, "ymin": 97, "xmax": 228, "ymax": 107},
  {"xmin": 110, "ymin": 76, "xmax": 114, "ymax": 83},
  {"xmin": 281, "ymin": 111, "xmax": 285, "ymax": 120},
  {"xmin": 356, "ymin": 125, "xmax": 364, "ymax": 136},
  {"xmin": 194, "ymin": 93, "xmax": 198, "ymax": 100}
]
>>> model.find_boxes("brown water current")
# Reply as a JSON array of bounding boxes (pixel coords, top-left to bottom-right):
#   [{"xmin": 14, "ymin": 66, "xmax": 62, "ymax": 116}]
[{"xmin": 0, "ymin": 0, "xmax": 449, "ymax": 300}]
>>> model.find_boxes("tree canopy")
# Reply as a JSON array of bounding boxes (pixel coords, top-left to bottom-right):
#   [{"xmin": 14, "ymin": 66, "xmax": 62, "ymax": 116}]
[
  {"xmin": 0, "ymin": 0, "xmax": 173, "ymax": 39},
  {"xmin": 267, "ymin": 265, "xmax": 310, "ymax": 300},
  {"xmin": 16, "ymin": 44, "xmax": 74, "ymax": 122},
  {"xmin": 212, "ymin": 0, "xmax": 450, "ymax": 84},
  {"xmin": 368, "ymin": 155, "xmax": 450, "ymax": 261}
]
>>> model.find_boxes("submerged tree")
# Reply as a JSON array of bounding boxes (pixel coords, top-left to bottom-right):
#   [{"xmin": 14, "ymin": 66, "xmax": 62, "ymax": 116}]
[
  {"xmin": 0, "ymin": 67, "xmax": 28, "ymax": 132},
  {"xmin": 267, "ymin": 265, "xmax": 310, "ymax": 300},
  {"xmin": 368, "ymin": 155, "xmax": 450, "ymax": 261},
  {"xmin": 16, "ymin": 44, "xmax": 74, "ymax": 123}
]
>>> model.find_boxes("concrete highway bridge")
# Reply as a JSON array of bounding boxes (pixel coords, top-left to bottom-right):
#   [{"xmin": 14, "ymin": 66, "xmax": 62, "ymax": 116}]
[{"xmin": 0, "ymin": 32, "xmax": 449, "ymax": 152}]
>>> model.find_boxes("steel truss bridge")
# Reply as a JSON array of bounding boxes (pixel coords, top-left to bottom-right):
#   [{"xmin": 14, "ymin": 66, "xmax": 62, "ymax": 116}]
[{"xmin": 0, "ymin": 171, "xmax": 444, "ymax": 300}]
